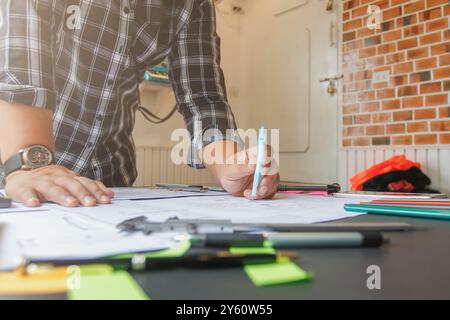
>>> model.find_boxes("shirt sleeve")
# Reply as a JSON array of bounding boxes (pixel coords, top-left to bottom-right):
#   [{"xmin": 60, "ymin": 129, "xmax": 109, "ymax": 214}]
[
  {"xmin": 169, "ymin": 0, "xmax": 242, "ymax": 169},
  {"xmin": 0, "ymin": 0, "xmax": 57, "ymax": 109}
]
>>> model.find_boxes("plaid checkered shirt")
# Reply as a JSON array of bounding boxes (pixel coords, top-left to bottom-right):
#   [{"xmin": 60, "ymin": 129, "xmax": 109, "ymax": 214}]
[{"xmin": 0, "ymin": 0, "xmax": 238, "ymax": 186}]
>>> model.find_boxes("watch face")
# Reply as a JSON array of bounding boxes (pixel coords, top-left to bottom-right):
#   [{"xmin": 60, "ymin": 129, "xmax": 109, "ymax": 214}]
[{"xmin": 23, "ymin": 146, "xmax": 53, "ymax": 168}]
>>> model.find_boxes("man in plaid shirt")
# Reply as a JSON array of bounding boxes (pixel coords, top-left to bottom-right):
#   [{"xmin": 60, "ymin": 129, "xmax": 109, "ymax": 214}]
[{"xmin": 0, "ymin": 0, "xmax": 279, "ymax": 207}]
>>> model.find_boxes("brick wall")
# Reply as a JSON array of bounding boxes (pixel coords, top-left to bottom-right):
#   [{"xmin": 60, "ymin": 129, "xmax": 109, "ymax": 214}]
[{"xmin": 342, "ymin": 0, "xmax": 450, "ymax": 147}]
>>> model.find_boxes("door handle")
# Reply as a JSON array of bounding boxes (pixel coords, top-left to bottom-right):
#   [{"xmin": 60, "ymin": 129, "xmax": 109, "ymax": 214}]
[{"xmin": 319, "ymin": 74, "xmax": 343, "ymax": 82}]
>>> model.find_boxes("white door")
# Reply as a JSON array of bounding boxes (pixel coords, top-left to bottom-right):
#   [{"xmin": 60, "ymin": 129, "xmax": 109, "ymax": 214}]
[{"xmin": 238, "ymin": 0, "xmax": 340, "ymax": 184}]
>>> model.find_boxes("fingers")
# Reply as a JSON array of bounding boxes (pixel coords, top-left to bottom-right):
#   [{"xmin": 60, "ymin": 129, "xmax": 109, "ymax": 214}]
[
  {"xmin": 53, "ymin": 177, "xmax": 98, "ymax": 206},
  {"xmin": 17, "ymin": 187, "xmax": 41, "ymax": 207},
  {"xmin": 35, "ymin": 183, "xmax": 79, "ymax": 207},
  {"xmin": 96, "ymin": 181, "xmax": 115, "ymax": 198},
  {"xmin": 244, "ymin": 173, "xmax": 280, "ymax": 200},
  {"xmin": 75, "ymin": 177, "xmax": 112, "ymax": 204}
]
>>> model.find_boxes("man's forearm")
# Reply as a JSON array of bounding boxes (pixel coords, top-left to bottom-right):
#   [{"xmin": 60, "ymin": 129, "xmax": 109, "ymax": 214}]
[{"xmin": 0, "ymin": 101, "xmax": 55, "ymax": 163}]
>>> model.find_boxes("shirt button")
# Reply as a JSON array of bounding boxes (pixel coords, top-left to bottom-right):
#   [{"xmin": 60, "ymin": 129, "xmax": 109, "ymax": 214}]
[
  {"xmin": 123, "ymin": 6, "xmax": 130, "ymax": 14},
  {"xmin": 87, "ymin": 142, "xmax": 94, "ymax": 148},
  {"xmin": 107, "ymin": 78, "xmax": 114, "ymax": 86},
  {"xmin": 96, "ymin": 115, "xmax": 103, "ymax": 121}
]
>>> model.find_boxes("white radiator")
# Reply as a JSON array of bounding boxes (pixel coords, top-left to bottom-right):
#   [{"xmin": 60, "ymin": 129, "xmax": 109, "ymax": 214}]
[
  {"xmin": 338, "ymin": 147, "xmax": 450, "ymax": 195},
  {"xmin": 134, "ymin": 146, "xmax": 218, "ymax": 187}
]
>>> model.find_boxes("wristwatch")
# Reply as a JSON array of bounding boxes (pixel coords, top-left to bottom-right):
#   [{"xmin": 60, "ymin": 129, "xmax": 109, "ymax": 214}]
[{"xmin": 3, "ymin": 145, "xmax": 54, "ymax": 178}]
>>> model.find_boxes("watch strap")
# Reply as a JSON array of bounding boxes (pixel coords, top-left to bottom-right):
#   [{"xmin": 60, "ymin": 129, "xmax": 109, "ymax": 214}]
[{"xmin": 3, "ymin": 153, "xmax": 24, "ymax": 178}]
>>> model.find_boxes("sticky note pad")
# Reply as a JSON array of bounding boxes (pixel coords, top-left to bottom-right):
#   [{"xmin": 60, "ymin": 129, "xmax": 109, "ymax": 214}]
[
  {"xmin": 230, "ymin": 245, "xmax": 312, "ymax": 287},
  {"xmin": 68, "ymin": 270, "xmax": 149, "ymax": 300},
  {"xmin": 0, "ymin": 269, "xmax": 68, "ymax": 295}
]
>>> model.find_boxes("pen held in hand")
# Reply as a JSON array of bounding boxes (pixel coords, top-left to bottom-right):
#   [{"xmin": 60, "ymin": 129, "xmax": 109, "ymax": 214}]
[{"xmin": 251, "ymin": 127, "xmax": 267, "ymax": 199}]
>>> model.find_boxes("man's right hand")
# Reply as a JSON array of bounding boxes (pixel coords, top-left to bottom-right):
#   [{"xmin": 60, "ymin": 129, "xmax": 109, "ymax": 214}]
[{"xmin": 5, "ymin": 165, "xmax": 114, "ymax": 207}]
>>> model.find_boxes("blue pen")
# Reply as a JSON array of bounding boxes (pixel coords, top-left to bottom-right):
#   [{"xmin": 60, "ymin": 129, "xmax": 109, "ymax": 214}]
[{"xmin": 252, "ymin": 127, "xmax": 267, "ymax": 198}]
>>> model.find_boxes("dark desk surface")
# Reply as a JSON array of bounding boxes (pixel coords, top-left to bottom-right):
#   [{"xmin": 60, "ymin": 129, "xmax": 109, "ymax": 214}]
[{"xmin": 3, "ymin": 214, "xmax": 450, "ymax": 300}]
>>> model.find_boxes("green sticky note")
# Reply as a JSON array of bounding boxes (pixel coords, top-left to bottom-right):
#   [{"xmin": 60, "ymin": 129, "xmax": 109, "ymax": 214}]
[
  {"xmin": 230, "ymin": 245, "xmax": 312, "ymax": 287},
  {"xmin": 114, "ymin": 240, "xmax": 191, "ymax": 259},
  {"xmin": 68, "ymin": 271, "xmax": 149, "ymax": 300}
]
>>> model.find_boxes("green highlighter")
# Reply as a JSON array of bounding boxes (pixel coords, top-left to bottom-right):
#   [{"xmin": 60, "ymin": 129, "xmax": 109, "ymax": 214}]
[{"xmin": 345, "ymin": 204, "xmax": 450, "ymax": 221}]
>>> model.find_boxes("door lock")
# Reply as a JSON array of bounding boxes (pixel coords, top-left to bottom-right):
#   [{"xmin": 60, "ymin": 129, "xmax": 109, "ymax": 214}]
[{"xmin": 319, "ymin": 74, "xmax": 343, "ymax": 96}]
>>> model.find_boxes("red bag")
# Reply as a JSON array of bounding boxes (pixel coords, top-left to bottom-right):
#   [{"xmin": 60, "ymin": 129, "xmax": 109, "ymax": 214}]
[{"xmin": 350, "ymin": 155, "xmax": 421, "ymax": 191}]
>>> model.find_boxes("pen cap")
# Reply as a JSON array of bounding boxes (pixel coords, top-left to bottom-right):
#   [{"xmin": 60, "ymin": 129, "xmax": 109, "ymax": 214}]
[{"xmin": 361, "ymin": 232, "xmax": 385, "ymax": 247}]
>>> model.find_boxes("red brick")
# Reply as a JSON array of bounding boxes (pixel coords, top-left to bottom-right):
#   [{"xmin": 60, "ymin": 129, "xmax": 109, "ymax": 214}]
[
  {"xmin": 415, "ymin": 108, "xmax": 437, "ymax": 119},
  {"xmin": 382, "ymin": 99, "xmax": 401, "ymax": 110},
  {"xmin": 387, "ymin": 123, "xmax": 406, "ymax": 134},
  {"xmin": 354, "ymin": 70, "xmax": 373, "ymax": 81},
  {"xmin": 404, "ymin": 1, "xmax": 425, "ymax": 14},
  {"xmin": 394, "ymin": 110, "xmax": 413, "ymax": 121},
  {"xmin": 366, "ymin": 56, "xmax": 385, "ymax": 68},
  {"xmin": 343, "ymin": 139, "xmax": 352, "ymax": 147},
  {"xmin": 415, "ymin": 134, "xmax": 438, "ymax": 144},
  {"xmin": 377, "ymin": 88, "xmax": 396, "ymax": 99},
  {"xmin": 398, "ymin": 38, "xmax": 418, "ymax": 50},
  {"xmin": 427, "ymin": 18, "xmax": 449, "ymax": 32},
  {"xmin": 426, "ymin": 94, "xmax": 448, "ymax": 106},
  {"xmin": 383, "ymin": 30, "xmax": 402, "ymax": 42},
  {"xmin": 361, "ymin": 102, "xmax": 380, "ymax": 112},
  {"xmin": 415, "ymin": 57, "xmax": 437, "ymax": 70},
  {"xmin": 445, "ymin": 80, "xmax": 450, "ymax": 90},
  {"xmin": 419, "ymin": 7, "xmax": 442, "ymax": 21},
  {"xmin": 352, "ymin": 5, "xmax": 369, "ymax": 18},
  {"xmin": 391, "ymin": 75, "xmax": 408, "ymax": 86},
  {"xmin": 439, "ymin": 106, "xmax": 450, "ymax": 118},
  {"xmin": 426, "ymin": 0, "xmax": 448, "ymax": 8},
  {"xmin": 440, "ymin": 54, "xmax": 450, "ymax": 66},
  {"xmin": 419, "ymin": 32, "xmax": 442, "ymax": 45},
  {"xmin": 407, "ymin": 121, "xmax": 429, "ymax": 132},
  {"xmin": 359, "ymin": 47, "xmax": 377, "ymax": 58},
  {"xmin": 372, "ymin": 137, "xmax": 391, "ymax": 145},
  {"xmin": 431, "ymin": 42, "xmax": 450, "ymax": 55},
  {"xmin": 393, "ymin": 62, "xmax": 414, "ymax": 74},
  {"xmin": 440, "ymin": 134, "xmax": 450, "ymax": 144},
  {"xmin": 347, "ymin": 126, "xmax": 366, "ymax": 136},
  {"xmin": 403, "ymin": 25, "xmax": 425, "ymax": 38},
  {"xmin": 387, "ymin": 52, "xmax": 406, "ymax": 64},
  {"xmin": 398, "ymin": 14, "xmax": 418, "ymax": 27},
  {"xmin": 353, "ymin": 137, "xmax": 371, "ymax": 146},
  {"xmin": 343, "ymin": 104, "xmax": 360, "ymax": 114},
  {"xmin": 410, "ymin": 71, "xmax": 431, "ymax": 83},
  {"xmin": 392, "ymin": 135, "xmax": 413, "ymax": 145},
  {"xmin": 358, "ymin": 91, "xmax": 376, "ymax": 101},
  {"xmin": 377, "ymin": 43, "xmax": 397, "ymax": 55},
  {"xmin": 420, "ymin": 82, "xmax": 442, "ymax": 94},
  {"xmin": 402, "ymin": 96, "xmax": 424, "ymax": 108},
  {"xmin": 384, "ymin": 7, "xmax": 402, "ymax": 20},
  {"xmin": 366, "ymin": 125, "xmax": 385, "ymax": 136},
  {"xmin": 398, "ymin": 85, "xmax": 418, "ymax": 97},
  {"xmin": 354, "ymin": 114, "xmax": 371, "ymax": 124},
  {"xmin": 357, "ymin": 28, "xmax": 375, "ymax": 38},
  {"xmin": 373, "ymin": 112, "xmax": 393, "ymax": 123},
  {"xmin": 433, "ymin": 66, "xmax": 450, "ymax": 79},
  {"xmin": 407, "ymin": 47, "xmax": 429, "ymax": 60},
  {"xmin": 344, "ymin": 18, "xmax": 363, "ymax": 32},
  {"xmin": 431, "ymin": 120, "xmax": 450, "ymax": 131}
]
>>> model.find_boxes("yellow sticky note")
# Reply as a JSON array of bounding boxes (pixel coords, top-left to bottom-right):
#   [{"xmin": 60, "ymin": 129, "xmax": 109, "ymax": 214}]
[{"xmin": 0, "ymin": 268, "xmax": 68, "ymax": 295}]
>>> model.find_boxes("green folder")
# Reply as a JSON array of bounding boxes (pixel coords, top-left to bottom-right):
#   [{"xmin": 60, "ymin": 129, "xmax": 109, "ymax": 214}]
[{"xmin": 345, "ymin": 204, "xmax": 450, "ymax": 220}]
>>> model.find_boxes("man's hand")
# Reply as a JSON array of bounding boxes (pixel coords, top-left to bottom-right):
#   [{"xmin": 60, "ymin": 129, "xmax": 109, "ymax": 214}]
[
  {"xmin": 5, "ymin": 165, "xmax": 114, "ymax": 207},
  {"xmin": 203, "ymin": 141, "xmax": 280, "ymax": 200}
]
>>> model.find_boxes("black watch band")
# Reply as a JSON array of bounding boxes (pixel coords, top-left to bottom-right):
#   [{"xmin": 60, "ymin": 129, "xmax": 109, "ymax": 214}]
[{"xmin": 3, "ymin": 153, "xmax": 24, "ymax": 178}]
